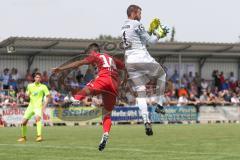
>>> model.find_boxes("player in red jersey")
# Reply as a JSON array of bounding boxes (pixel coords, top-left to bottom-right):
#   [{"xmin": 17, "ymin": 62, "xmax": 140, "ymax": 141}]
[{"xmin": 52, "ymin": 43, "xmax": 125, "ymax": 151}]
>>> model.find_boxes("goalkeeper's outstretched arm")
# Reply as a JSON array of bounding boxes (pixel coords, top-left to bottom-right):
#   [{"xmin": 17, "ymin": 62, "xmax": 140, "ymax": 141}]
[{"xmin": 137, "ymin": 18, "xmax": 169, "ymax": 44}]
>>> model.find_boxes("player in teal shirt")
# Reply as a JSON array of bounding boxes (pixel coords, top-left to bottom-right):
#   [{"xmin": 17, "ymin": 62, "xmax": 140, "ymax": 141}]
[{"xmin": 18, "ymin": 72, "xmax": 50, "ymax": 142}]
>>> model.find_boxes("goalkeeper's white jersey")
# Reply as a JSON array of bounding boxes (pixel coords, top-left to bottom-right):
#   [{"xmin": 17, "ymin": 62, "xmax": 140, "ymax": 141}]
[
  {"xmin": 121, "ymin": 19, "xmax": 149, "ymax": 49},
  {"xmin": 121, "ymin": 19, "xmax": 158, "ymax": 64}
]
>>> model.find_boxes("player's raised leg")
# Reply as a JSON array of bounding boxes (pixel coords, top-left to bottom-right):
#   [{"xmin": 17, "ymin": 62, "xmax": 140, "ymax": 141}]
[
  {"xmin": 98, "ymin": 93, "xmax": 115, "ymax": 151},
  {"xmin": 128, "ymin": 70, "xmax": 153, "ymax": 136}
]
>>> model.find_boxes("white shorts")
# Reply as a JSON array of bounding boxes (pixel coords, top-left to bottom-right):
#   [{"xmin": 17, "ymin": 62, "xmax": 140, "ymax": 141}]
[{"xmin": 125, "ymin": 49, "xmax": 166, "ymax": 95}]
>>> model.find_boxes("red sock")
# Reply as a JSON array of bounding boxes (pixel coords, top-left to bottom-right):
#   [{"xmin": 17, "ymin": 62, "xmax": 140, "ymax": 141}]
[{"xmin": 103, "ymin": 114, "xmax": 112, "ymax": 133}]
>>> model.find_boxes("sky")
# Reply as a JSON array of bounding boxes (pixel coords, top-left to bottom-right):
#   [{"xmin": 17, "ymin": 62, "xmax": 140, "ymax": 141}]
[{"xmin": 0, "ymin": 0, "xmax": 239, "ymax": 43}]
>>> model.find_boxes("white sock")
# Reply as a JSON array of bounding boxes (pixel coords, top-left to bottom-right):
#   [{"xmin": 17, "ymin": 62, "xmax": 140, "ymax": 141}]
[{"xmin": 136, "ymin": 97, "xmax": 150, "ymax": 124}]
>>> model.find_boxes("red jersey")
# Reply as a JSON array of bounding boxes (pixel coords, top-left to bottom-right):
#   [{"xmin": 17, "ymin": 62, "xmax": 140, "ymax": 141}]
[{"xmin": 83, "ymin": 51, "xmax": 125, "ymax": 80}]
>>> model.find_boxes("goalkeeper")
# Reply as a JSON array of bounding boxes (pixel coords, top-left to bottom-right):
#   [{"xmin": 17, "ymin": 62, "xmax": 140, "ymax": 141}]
[{"xmin": 121, "ymin": 4, "xmax": 169, "ymax": 136}]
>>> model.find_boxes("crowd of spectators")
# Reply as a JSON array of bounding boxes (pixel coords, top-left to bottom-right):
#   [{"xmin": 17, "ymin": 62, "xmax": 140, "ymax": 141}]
[{"xmin": 1, "ymin": 67, "xmax": 240, "ymax": 108}]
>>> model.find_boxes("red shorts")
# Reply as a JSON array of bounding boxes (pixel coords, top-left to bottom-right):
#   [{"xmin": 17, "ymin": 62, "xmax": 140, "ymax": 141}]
[{"xmin": 81, "ymin": 75, "xmax": 119, "ymax": 112}]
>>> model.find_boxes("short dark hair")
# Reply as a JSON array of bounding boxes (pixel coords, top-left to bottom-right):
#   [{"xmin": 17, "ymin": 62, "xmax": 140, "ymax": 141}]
[
  {"xmin": 85, "ymin": 43, "xmax": 100, "ymax": 54},
  {"xmin": 127, "ymin": 4, "xmax": 141, "ymax": 17},
  {"xmin": 33, "ymin": 72, "xmax": 42, "ymax": 78}
]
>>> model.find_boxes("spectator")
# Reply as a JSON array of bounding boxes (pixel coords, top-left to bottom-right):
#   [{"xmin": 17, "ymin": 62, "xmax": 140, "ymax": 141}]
[
  {"xmin": 219, "ymin": 71, "xmax": 225, "ymax": 90},
  {"xmin": 91, "ymin": 95, "xmax": 103, "ymax": 107},
  {"xmin": 9, "ymin": 68, "xmax": 20, "ymax": 90},
  {"xmin": 188, "ymin": 92, "xmax": 200, "ymax": 106},
  {"xmin": 189, "ymin": 81, "xmax": 198, "ymax": 96},
  {"xmin": 170, "ymin": 70, "xmax": 179, "ymax": 84},
  {"xmin": 188, "ymin": 71, "xmax": 194, "ymax": 83},
  {"xmin": 125, "ymin": 90, "xmax": 136, "ymax": 107},
  {"xmin": 178, "ymin": 85, "xmax": 188, "ymax": 97},
  {"xmin": 222, "ymin": 79, "xmax": 230, "ymax": 91},
  {"xmin": 76, "ymin": 70, "xmax": 84, "ymax": 83},
  {"xmin": 24, "ymin": 69, "xmax": 33, "ymax": 88},
  {"xmin": 212, "ymin": 70, "xmax": 221, "ymax": 90},
  {"xmin": 41, "ymin": 71, "xmax": 49, "ymax": 86},
  {"xmin": 84, "ymin": 68, "xmax": 94, "ymax": 83},
  {"xmin": 17, "ymin": 88, "xmax": 28, "ymax": 106},
  {"xmin": 0, "ymin": 114, "xmax": 6, "ymax": 127},
  {"xmin": 199, "ymin": 91, "xmax": 209, "ymax": 104},
  {"xmin": 201, "ymin": 79, "xmax": 208, "ymax": 92},
  {"xmin": 229, "ymin": 72, "xmax": 236, "ymax": 83},
  {"xmin": 231, "ymin": 92, "xmax": 239, "ymax": 105},
  {"xmin": 52, "ymin": 92, "xmax": 65, "ymax": 106},
  {"xmin": 181, "ymin": 73, "xmax": 188, "ymax": 88},
  {"xmin": 172, "ymin": 79, "xmax": 180, "ymax": 90},
  {"xmin": 50, "ymin": 86, "xmax": 58, "ymax": 99},
  {"xmin": 8, "ymin": 85, "xmax": 16, "ymax": 98},
  {"xmin": 223, "ymin": 90, "xmax": 231, "ymax": 102},
  {"xmin": 177, "ymin": 93, "xmax": 188, "ymax": 106},
  {"xmin": 1, "ymin": 68, "xmax": 10, "ymax": 89}
]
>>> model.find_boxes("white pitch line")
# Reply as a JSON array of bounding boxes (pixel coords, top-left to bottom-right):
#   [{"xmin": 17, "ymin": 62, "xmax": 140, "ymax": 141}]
[{"xmin": 0, "ymin": 143, "xmax": 239, "ymax": 158}]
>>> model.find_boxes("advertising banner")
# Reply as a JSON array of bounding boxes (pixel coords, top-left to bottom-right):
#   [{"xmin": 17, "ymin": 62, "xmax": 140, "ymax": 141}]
[
  {"xmin": 149, "ymin": 106, "xmax": 197, "ymax": 122},
  {"xmin": 198, "ymin": 106, "xmax": 240, "ymax": 121}
]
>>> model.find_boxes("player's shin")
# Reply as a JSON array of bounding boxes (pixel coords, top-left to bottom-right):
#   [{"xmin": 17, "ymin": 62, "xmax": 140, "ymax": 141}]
[
  {"xmin": 36, "ymin": 120, "xmax": 42, "ymax": 136},
  {"xmin": 155, "ymin": 73, "xmax": 167, "ymax": 114},
  {"xmin": 21, "ymin": 124, "xmax": 27, "ymax": 137},
  {"xmin": 102, "ymin": 114, "xmax": 112, "ymax": 134},
  {"xmin": 136, "ymin": 97, "xmax": 150, "ymax": 124}
]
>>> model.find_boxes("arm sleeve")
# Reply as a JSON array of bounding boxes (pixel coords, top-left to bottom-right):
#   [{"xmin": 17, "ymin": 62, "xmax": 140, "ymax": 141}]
[
  {"xmin": 134, "ymin": 22, "xmax": 159, "ymax": 44},
  {"xmin": 83, "ymin": 53, "xmax": 96, "ymax": 64},
  {"xmin": 43, "ymin": 85, "xmax": 50, "ymax": 96},
  {"xmin": 114, "ymin": 58, "xmax": 125, "ymax": 70},
  {"xmin": 25, "ymin": 85, "xmax": 30, "ymax": 95}
]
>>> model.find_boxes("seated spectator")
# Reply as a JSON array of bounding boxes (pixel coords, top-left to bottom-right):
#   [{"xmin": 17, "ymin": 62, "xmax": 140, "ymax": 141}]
[
  {"xmin": 52, "ymin": 92, "xmax": 65, "ymax": 106},
  {"xmin": 50, "ymin": 86, "xmax": 58, "ymax": 99},
  {"xmin": 201, "ymin": 79, "xmax": 208, "ymax": 92},
  {"xmin": 8, "ymin": 85, "xmax": 16, "ymax": 98},
  {"xmin": 188, "ymin": 92, "xmax": 200, "ymax": 106},
  {"xmin": 199, "ymin": 91, "xmax": 209, "ymax": 104},
  {"xmin": 222, "ymin": 79, "xmax": 230, "ymax": 91},
  {"xmin": 125, "ymin": 90, "xmax": 136, "ymax": 107},
  {"xmin": 17, "ymin": 88, "xmax": 28, "ymax": 106},
  {"xmin": 189, "ymin": 81, "xmax": 198, "ymax": 96},
  {"xmin": 229, "ymin": 72, "xmax": 236, "ymax": 83},
  {"xmin": 91, "ymin": 95, "xmax": 103, "ymax": 107},
  {"xmin": 178, "ymin": 86, "xmax": 188, "ymax": 97},
  {"xmin": 216, "ymin": 91, "xmax": 228, "ymax": 105},
  {"xmin": 177, "ymin": 93, "xmax": 188, "ymax": 106},
  {"xmin": 223, "ymin": 90, "xmax": 231, "ymax": 102},
  {"xmin": 231, "ymin": 92, "xmax": 239, "ymax": 105},
  {"xmin": 82, "ymin": 96, "xmax": 92, "ymax": 106}
]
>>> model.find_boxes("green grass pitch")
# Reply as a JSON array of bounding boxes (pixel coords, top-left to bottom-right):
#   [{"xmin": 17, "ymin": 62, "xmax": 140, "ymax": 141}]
[{"xmin": 0, "ymin": 124, "xmax": 240, "ymax": 160}]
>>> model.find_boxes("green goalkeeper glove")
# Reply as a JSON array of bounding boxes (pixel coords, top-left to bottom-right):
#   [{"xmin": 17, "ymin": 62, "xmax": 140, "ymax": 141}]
[
  {"xmin": 148, "ymin": 18, "xmax": 160, "ymax": 35},
  {"xmin": 153, "ymin": 25, "xmax": 169, "ymax": 38}
]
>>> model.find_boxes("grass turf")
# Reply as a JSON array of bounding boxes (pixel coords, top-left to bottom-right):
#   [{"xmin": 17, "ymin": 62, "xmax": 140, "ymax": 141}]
[{"xmin": 0, "ymin": 124, "xmax": 240, "ymax": 160}]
